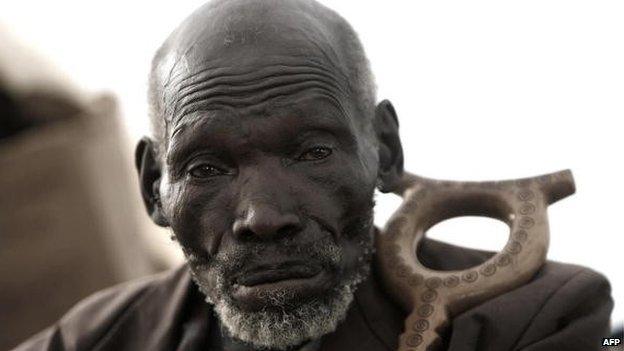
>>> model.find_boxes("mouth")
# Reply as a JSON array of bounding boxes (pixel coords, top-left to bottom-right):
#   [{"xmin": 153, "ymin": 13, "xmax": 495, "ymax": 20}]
[
  {"xmin": 230, "ymin": 263, "xmax": 331, "ymax": 309},
  {"xmin": 235, "ymin": 264, "xmax": 321, "ymax": 286}
]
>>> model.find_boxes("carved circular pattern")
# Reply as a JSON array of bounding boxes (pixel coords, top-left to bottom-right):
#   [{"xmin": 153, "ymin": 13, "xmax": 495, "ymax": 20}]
[
  {"xmin": 496, "ymin": 253, "xmax": 512, "ymax": 267},
  {"xmin": 480, "ymin": 264, "xmax": 497, "ymax": 276},
  {"xmin": 408, "ymin": 274, "xmax": 423, "ymax": 287},
  {"xmin": 396, "ymin": 264, "xmax": 411, "ymax": 278},
  {"xmin": 519, "ymin": 203, "xmax": 536, "ymax": 215},
  {"xmin": 418, "ymin": 304, "xmax": 434, "ymax": 317},
  {"xmin": 406, "ymin": 333, "xmax": 423, "ymax": 347},
  {"xmin": 413, "ymin": 319, "xmax": 429, "ymax": 332},
  {"xmin": 519, "ymin": 216, "xmax": 535, "ymax": 229},
  {"xmin": 425, "ymin": 277, "xmax": 442, "ymax": 289},
  {"xmin": 462, "ymin": 271, "xmax": 479, "ymax": 283},
  {"xmin": 382, "ymin": 176, "xmax": 549, "ymax": 349},
  {"xmin": 421, "ymin": 289, "xmax": 438, "ymax": 303},
  {"xmin": 506, "ymin": 241, "xmax": 522, "ymax": 254},
  {"xmin": 517, "ymin": 189, "xmax": 535, "ymax": 201},
  {"xmin": 514, "ymin": 230, "xmax": 528, "ymax": 242},
  {"xmin": 444, "ymin": 275, "xmax": 460, "ymax": 287}
]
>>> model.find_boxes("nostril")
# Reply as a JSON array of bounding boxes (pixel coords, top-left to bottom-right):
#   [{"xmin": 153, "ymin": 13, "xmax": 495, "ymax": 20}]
[
  {"xmin": 239, "ymin": 229, "xmax": 256, "ymax": 241},
  {"xmin": 236, "ymin": 225, "xmax": 299, "ymax": 242},
  {"xmin": 276, "ymin": 224, "xmax": 301, "ymax": 238}
]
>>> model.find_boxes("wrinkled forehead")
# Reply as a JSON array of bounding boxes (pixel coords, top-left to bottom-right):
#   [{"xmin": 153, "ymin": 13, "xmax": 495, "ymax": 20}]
[{"xmin": 153, "ymin": 0, "xmax": 355, "ymax": 131}]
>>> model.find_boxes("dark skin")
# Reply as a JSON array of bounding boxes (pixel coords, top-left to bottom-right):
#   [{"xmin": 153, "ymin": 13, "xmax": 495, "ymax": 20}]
[{"xmin": 135, "ymin": 0, "xmax": 404, "ymax": 349}]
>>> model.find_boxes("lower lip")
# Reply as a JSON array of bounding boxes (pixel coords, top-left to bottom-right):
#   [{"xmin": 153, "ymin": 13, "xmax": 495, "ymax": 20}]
[{"xmin": 230, "ymin": 271, "xmax": 331, "ymax": 310}]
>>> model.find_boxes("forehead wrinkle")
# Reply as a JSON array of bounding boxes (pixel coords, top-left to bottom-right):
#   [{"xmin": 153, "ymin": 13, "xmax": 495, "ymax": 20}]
[
  {"xmin": 167, "ymin": 63, "xmax": 351, "ymax": 127},
  {"xmin": 173, "ymin": 68, "xmax": 343, "ymax": 115},
  {"xmin": 170, "ymin": 111, "xmax": 218, "ymax": 140},
  {"xmin": 172, "ymin": 94, "xmax": 351, "ymax": 138},
  {"xmin": 173, "ymin": 80, "xmax": 347, "ymax": 124},
  {"xmin": 173, "ymin": 62, "xmax": 346, "ymax": 102},
  {"xmin": 173, "ymin": 54, "xmax": 348, "ymax": 91},
  {"xmin": 177, "ymin": 87, "xmax": 353, "ymax": 138}
]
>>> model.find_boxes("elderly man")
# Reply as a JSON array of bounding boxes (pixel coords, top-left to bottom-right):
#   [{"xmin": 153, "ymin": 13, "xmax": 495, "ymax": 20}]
[{"xmin": 15, "ymin": 0, "xmax": 612, "ymax": 350}]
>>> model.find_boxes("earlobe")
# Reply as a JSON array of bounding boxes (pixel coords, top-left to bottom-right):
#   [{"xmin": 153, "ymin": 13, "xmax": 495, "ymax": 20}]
[
  {"xmin": 374, "ymin": 100, "xmax": 404, "ymax": 193},
  {"xmin": 135, "ymin": 137, "xmax": 169, "ymax": 227}
]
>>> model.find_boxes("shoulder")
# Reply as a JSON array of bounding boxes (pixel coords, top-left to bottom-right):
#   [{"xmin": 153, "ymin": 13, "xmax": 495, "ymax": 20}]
[
  {"xmin": 533, "ymin": 259, "xmax": 610, "ymax": 296},
  {"xmin": 425, "ymin": 238, "xmax": 614, "ymax": 351},
  {"xmin": 13, "ymin": 265, "xmax": 194, "ymax": 351},
  {"xmin": 505, "ymin": 257, "xmax": 612, "ymax": 305},
  {"xmin": 510, "ymin": 261, "xmax": 613, "ymax": 349},
  {"xmin": 510, "ymin": 259, "xmax": 612, "ymax": 329}
]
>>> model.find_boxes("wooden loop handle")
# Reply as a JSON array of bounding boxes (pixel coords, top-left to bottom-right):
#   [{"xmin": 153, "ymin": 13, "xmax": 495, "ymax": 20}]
[{"xmin": 375, "ymin": 170, "xmax": 575, "ymax": 351}]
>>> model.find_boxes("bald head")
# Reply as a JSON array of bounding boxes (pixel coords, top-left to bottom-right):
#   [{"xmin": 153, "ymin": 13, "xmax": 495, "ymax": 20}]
[{"xmin": 148, "ymin": 0, "xmax": 375, "ymax": 150}]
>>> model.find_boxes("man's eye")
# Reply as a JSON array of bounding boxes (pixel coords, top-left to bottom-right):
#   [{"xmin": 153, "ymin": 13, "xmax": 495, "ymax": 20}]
[
  {"xmin": 187, "ymin": 164, "xmax": 224, "ymax": 178},
  {"xmin": 298, "ymin": 146, "xmax": 333, "ymax": 161}
]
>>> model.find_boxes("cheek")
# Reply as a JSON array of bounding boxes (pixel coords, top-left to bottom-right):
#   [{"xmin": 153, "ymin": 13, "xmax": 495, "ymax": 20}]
[
  {"xmin": 301, "ymin": 162, "xmax": 375, "ymax": 277},
  {"xmin": 164, "ymin": 179, "xmax": 234, "ymax": 258},
  {"xmin": 302, "ymin": 153, "xmax": 376, "ymax": 232}
]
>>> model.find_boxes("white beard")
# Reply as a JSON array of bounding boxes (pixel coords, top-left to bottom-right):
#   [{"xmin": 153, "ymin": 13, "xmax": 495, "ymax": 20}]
[
  {"xmin": 183, "ymin": 213, "xmax": 375, "ymax": 349},
  {"xmin": 188, "ymin": 249, "xmax": 370, "ymax": 350},
  {"xmin": 211, "ymin": 280, "xmax": 359, "ymax": 350}
]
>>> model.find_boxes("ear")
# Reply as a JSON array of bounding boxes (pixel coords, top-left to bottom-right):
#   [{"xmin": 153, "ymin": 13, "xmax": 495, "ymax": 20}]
[
  {"xmin": 135, "ymin": 137, "xmax": 169, "ymax": 226},
  {"xmin": 373, "ymin": 100, "xmax": 404, "ymax": 193}
]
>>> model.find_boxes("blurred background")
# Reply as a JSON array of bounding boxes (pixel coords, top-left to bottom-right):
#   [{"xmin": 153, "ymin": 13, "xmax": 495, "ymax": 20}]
[{"xmin": 1, "ymin": 0, "xmax": 622, "ymax": 349}]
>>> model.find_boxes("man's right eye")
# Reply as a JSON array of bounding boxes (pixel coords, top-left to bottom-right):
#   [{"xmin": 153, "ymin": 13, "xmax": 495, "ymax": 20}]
[{"xmin": 187, "ymin": 164, "xmax": 225, "ymax": 178}]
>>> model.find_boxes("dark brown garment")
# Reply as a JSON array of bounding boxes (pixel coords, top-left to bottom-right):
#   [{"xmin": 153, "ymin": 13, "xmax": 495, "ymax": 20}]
[{"xmin": 13, "ymin": 240, "xmax": 613, "ymax": 351}]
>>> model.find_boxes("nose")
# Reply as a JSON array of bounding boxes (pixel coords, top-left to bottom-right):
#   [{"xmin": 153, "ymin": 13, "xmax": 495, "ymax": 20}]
[{"xmin": 233, "ymin": 203, "xmax": 302, "ymax": 241}]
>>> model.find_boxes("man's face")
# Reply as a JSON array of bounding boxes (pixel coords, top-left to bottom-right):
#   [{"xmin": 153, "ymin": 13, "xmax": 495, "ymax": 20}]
[
  {"xmin": 137, "ymin": 2, "xmax": 407, "ymax": 347},
  {"xmin": 155, "ymin": 49, "xmax": 380, "ymax": 348}
]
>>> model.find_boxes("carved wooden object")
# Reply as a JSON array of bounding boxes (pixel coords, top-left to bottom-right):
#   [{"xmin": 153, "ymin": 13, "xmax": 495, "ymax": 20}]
[{"xmin": 375, "ymin": 170, "xmax": 575, "ymax": 351}]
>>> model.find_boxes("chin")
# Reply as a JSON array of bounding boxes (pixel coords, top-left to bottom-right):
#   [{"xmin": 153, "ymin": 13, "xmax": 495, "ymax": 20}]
[
  {"xmin": 212, "ymin": 269, "xmax": 366, "ymax": 350},
  {"xmin": 188, "ymin": 255, "xmax": 371, "ymax": 350}
]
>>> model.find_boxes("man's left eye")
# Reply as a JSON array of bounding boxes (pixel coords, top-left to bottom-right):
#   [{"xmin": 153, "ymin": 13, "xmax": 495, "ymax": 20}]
[
  {"xmin": 188, "ymin": 164, "xmax": 225, "ymax": 178},
  {"xmin": 297, "ymin": 146, "xmax": 333, "ymax": 161}
]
